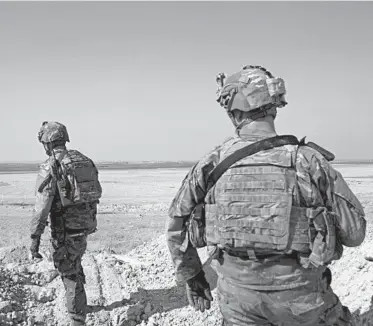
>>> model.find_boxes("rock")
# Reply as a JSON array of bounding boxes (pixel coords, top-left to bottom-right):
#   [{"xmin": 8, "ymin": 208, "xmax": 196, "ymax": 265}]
[
  {"xmin": 118, "ymin": 314, "xmax": 127, "ymax": 324},
  {"xmin": 112, "ymin": 255, "xmax": 149, "ymax": 268},
  {"xmin": 127, "ymin": 311, "xmax": 137, "ymax": 321},
  {"xmin": 27, "ymin": 316, "xmax": 35, "ymax": 326},
  {"xmin": 18, "ymin": 265, "xmax": 28, "ymax": 274},
  {"xmin": 25, "ymin": 264, "xmax": 37, "ymax": 274},
  {"xmin": 5, "ymin": 263, "xmax": 17, "ymax": 271},
  {"xmin": 121, "ymin": 269, "xmax": 131, "ymax": 280},
  {"xmin": 36, "ymin": 288, "xmax": 56, "ymax": 303},
  {"xmin": 42, "ymin": 270, "xmax": 59, "ymax": 283},
  {"xmin": 144, "ymin": 302, "xmax": 152, "ymax": 314},
  {"xmin": 34, "ymin": 313, "xmax": 45, "ymax": 323},
  {"xmin": 0, "ymin": 301, "xmax": 12, "ymax": 313},
  {"xmin": 206, "ymin": 315, "xmax": 219, "ymax": 323}
]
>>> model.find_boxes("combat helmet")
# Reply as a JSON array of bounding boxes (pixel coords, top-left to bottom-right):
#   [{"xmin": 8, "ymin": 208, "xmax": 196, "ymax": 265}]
[
  {"xmin": 38, "ymin": 121, "xmax": 70, "ymax": 144},
  {"xmin": 216, "ymin": 65, "xmax": 287, "ymax": 121}
]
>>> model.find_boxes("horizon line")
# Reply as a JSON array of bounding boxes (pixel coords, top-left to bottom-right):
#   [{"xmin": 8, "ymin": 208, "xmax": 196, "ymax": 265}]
[{"xmin": 0, "ymin": 159, "xmax": 372, "ymax": 164}]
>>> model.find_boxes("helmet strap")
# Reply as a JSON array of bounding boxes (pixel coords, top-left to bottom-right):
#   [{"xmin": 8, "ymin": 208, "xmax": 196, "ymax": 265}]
[
  {"xmin": 43, "ymin": 141, "xmax": 66, "ymax": 156},
  {"xmin": 226, "ymin": 88, "xmax": 239, "ymax": 127},
  {"xmin": 227, "ymin": 111, "xmax": 239, "ymax": 128},
  {"xmin": 43, "ymin": 142, "xmax": 52, "ymax": 156}
]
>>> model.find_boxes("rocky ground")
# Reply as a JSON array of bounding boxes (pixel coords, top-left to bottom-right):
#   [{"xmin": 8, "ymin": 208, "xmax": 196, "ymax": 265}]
[
  {"xmin": 1, "ymin": 223, "xmax": 373, "ymax": 326},
  {"xmin": 1, "ymin": 168, "xmax": 373, "ymax": 325},
  {"xmin": 0, "ymin": 234, "xmax": 221, "ymax": 326}
]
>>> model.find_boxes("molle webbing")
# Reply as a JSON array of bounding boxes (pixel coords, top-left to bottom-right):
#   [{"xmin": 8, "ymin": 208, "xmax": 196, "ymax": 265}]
[
  {"xmin": 288, "ymin": 206, "xmax": 312, "ymax": 252},
  {"xmin": 202, "ymin": 138, "xmax": 337, "ymax": 266},
  {"xmin": 59, "ymin": 150, "xmax": 102, "ymax": 206},
  {"xmin": 205, "ymin": 163, "xmax": 312, "ymax": 254}
]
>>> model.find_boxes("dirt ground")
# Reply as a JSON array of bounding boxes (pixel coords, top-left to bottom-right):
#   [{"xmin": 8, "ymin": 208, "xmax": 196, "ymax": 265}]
[{"xmin": 0, "ymin": 166, "xmax": 373, "ymax": 326}]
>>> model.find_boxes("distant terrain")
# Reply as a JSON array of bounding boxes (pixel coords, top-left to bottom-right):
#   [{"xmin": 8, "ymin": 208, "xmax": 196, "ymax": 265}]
[
  {"xmin": 0, "ymin": 159, "xmax": 371, "ymax": 174},
  {"xmin": 0, "ymin": 161, "xmax": 197, "ymax": 174}
]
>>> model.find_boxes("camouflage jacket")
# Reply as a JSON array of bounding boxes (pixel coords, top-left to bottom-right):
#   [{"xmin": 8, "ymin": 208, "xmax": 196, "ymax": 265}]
[
  {"xmin": 166, "ymin": 126, "xmax": 366, "ymax": 283},
  {"xmin": 30, "ymin": 147, "xmax": 97, "ymax": 237}
]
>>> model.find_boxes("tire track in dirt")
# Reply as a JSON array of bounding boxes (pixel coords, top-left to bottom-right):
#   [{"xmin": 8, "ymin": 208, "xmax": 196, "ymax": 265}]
[
  {"xmin": 84, "ymin": 254, "xmax": 116, "ymax": 326},
  {"xmin": 93, "ymin": 254, "xmax": 131, "ymax": 326},
  {"xmin": 85, "ymin": 254, "xmax": 105, "ymax": 306}
]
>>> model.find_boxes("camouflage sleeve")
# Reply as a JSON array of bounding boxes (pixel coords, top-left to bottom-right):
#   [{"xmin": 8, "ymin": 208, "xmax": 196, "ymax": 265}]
[
  {"xmin": 296, "ymin": 146, "xmax": 366, "ymax": 247},
  {"xmin": 329, "ymin": 167, "xmax": 366, "ymax": 246},
  {"xmin": 166, "ymin": 148, "xmax": 221, "ymax": 283},
  {"xmin": 30, "ymin": 163, "xmax": 57, "ymax": 238}
]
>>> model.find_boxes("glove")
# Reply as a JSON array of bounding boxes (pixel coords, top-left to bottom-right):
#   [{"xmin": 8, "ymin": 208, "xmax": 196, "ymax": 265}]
[
  {"xmin": 30, "ymin": 235, "xmax": 43, "ymax": 259},
  {"xmin": 322, "ymin": 267, "xmax": 332, "ymax": 286},
  {"xmin": 321, "ymin": 267, "xmax": 332, "ymax": 293},
  {"xmin": 186, "ymin": 270, "xmax": 213, "ymax": 312}
]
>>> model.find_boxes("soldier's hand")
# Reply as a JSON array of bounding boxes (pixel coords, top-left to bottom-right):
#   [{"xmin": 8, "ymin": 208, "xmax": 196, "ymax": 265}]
[
  {"xmin": 30, "ymin": 235, "xmax": 43, "ymax": 259},
  {"xmin": 322, "ymin": 267, "xmax": 332, "ymax": 286},
  {"xmin": 186, "ymin": 270, "xmax": 213, "ymax": 312}
]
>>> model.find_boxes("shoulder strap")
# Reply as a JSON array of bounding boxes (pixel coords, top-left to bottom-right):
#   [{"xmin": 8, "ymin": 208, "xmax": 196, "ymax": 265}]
[
  {"xmin": 37, "ymin": 150, "xmax": 68, "ymax": 193},
  {"xmin": 37, "ymin": 173, "xmax": 52, "ymax": 193},
  {"xmin": 299, "ymin": 137, "xmax": 335, "ymax": 162},
  {"xmin": 206, "ymin": 135, "xmax": 299, "ymax": 190}
]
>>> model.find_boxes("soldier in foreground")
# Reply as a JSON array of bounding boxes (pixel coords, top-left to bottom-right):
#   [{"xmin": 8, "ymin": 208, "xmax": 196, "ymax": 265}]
[
  {"xmin": 166, "ymin": 65, "xmax": 366, "ymax": 325},
  {"xmin": 30, "ymin": 121, "xmax": 102, "ymax": 326}
]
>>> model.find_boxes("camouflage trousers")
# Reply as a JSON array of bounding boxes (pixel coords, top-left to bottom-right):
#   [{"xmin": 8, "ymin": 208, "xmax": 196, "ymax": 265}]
[
  {"xmin": 51, "ymin": 232, "xmax": 88, "ymax": 326},
  {"xmin": 212, "ymin": 255, "xmax": 354, "ymax": 326}
]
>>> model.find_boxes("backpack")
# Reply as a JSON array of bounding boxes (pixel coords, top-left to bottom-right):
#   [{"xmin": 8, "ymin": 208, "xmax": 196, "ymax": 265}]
[{"xmin": 56, "ymin": 150, "xmax": 102, "ymax": 208}]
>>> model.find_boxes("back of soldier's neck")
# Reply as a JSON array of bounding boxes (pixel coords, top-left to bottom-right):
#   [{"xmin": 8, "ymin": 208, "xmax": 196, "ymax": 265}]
[
  {"xmin": 52, "ymin": 146, "xmax": 67, "ymax": 152},
  {"xmin": 237, "ymin": 120, "xmax": 277, "ymax": 138}
]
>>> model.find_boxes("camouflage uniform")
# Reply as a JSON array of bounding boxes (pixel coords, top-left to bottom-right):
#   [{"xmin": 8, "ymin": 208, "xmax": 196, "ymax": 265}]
[
  {"xmin": 30, "ymin": 122, "xmax": 100, "ymax": 326},
  {"xmin": 166, "ymin": 66, "xmax": 366, "ymax": 326}
]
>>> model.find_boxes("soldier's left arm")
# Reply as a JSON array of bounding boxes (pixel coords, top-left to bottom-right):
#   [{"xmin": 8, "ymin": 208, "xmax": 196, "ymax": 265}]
[
  {"xmin": 328, "ymin": 166, "xmax": 366, "ymax": 247},
  {"xmin": 166, "ymin": 155, "xmax": 218, "ymax": 283},
  {"xmin": 302, "ymin": 149, "xmax": 366, "ymax": 247},
  {"xmin": 30, "ymin": 163, "xmax": 56, "ymax": 238}
]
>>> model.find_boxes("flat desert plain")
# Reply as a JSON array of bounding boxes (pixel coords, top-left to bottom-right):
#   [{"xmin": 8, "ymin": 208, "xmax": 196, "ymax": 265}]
[{"xmin": 0, "ymin": 164, "xmax": 373, "ymax": 326}]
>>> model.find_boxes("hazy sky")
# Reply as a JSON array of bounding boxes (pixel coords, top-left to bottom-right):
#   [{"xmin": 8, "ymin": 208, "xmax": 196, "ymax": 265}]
[{"xmin": 1, "ymin": 2, "xmax": 372, "ymax": 162}]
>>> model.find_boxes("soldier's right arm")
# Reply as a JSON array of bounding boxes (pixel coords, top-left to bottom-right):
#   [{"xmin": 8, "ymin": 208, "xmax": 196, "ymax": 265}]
[
  {"xmin": 166, "ymin": 146, "xmax": 222, "ymax": 283},
  {"xmin": 296, "ymin": 146, "xmax": 366, "ymax": 248},
  {"xmin": 30, "ymin": 161, "xmax": 56, "ymax": 237}
]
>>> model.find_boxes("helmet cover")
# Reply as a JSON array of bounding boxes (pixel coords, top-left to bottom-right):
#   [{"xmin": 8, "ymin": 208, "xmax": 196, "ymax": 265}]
[
  {"xmin": 38, "ymin": 121, "xmax": 70, "ymax": 143},
  {"xmin": 216, "ymin": 65, "xmax": 287, "ymax": 113}
]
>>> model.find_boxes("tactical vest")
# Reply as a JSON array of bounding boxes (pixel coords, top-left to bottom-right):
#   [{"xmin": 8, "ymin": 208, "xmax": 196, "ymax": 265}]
[{"xmin": 205, "ymin": 144, "xmax": 337, "ymax": 268}]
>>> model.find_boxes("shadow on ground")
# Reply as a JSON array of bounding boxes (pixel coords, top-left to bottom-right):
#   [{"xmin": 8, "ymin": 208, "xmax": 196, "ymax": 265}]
[
  {"xmin": 353, "ymin": 297, "xmax": 373, "ymax": 326},
  {"xmin": 87, "ymin": 264, "xmax": 218, "ymax": 325}
]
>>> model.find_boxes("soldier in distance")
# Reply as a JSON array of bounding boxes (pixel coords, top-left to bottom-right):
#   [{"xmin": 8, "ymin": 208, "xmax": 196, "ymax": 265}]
[
  {"xmin": 30, "ymin": 121, "xmax": 102, "ymax": 326},
  {"xmin": 166, "ymin": 65, "xmax": 366, "ymax": 325}
]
